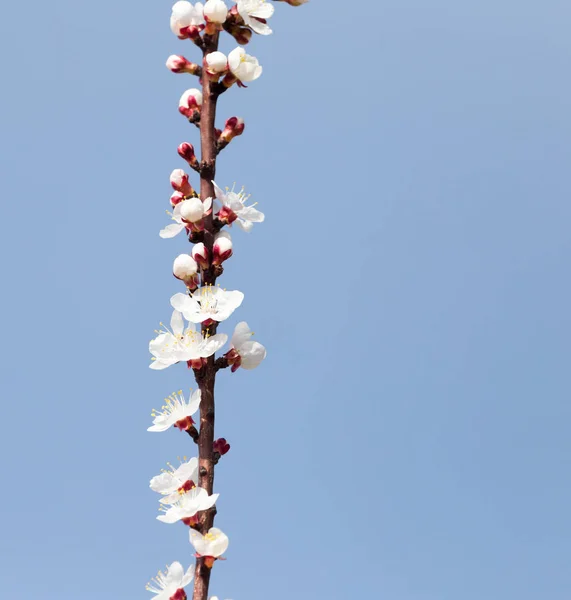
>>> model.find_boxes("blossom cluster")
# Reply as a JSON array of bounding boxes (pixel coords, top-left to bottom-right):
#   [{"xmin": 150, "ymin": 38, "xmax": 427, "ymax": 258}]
[{"xmin": 145, "ymin": 1, "xmax": 306, "ymax": 599}]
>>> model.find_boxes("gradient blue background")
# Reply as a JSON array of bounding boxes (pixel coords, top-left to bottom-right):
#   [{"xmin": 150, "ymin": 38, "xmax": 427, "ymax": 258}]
[{"xmin": 1, "ymin": 1, "xmax": 570, "ymax": 598}]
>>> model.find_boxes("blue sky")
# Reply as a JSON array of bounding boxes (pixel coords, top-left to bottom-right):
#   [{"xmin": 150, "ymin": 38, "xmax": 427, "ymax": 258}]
[{"xmin": 1, "ymin": 1, "xmax": 570, "ymax": 598}]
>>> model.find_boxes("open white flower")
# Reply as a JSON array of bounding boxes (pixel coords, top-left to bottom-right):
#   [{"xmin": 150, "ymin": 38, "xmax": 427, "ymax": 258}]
[
  {"xmin": 190, "ymin": 527, "xmax": 229, "ymax": 566},
  {"xmin": 171, "ymin": 287, "xmax": 244, "ymax": 324},
  {"xmin": 146, "ymin": 561, "xmax": 195, "ymax": 599},
  {"xmin": 237, "ymin": 0, "xmax": 274, "ymax": 35},
  {"xmin": 171, "ymin": 1, "xmax": 205, "ymax": 38},
  {"xmin": 227, "ymin": 321, "xmax": 266, "ymax": 371},
  {"xmin": 150, "ymin": 457, "xmax": 199, "ymax": 504},
  {"xmin": 228, "ymin": 47, "xmax": 262, "ymax": 83},
  {"xmin": 148, "ymin": 389, "xmax": 201, "ymax": 433},
  {"xmin": 160, "ymin": 197, "xmax": 212, "ymax": 238},
  {"xmin": 149, "ymin": 310, "xmax": 227, "ymax": 370},
  {"xmin": 213, "ymin": 181, "xmax": 264, "ymax": 232},
  {"xmin": 158, "ymin": 487, "xmax": 219, "ymax": 525}
]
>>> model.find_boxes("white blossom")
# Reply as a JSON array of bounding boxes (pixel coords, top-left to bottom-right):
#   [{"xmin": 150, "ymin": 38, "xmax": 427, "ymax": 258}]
[
  {"xmin": 190, "ymin": 527, "xmax": 229, "ymax": 560},
  {"xmin": 160, "ymin": 197, "xmax": 212, "ymax": 239},
  {"xmin": 149, "ymin": 310, "xmax": 227, "ymax": 370},
  {"xmin": 237, "ymin": 0, "xmax": 274, "ymax": 35},
  {"xmin": 213, "ymin": 180, "xmax": 265, "ymax": 232},
  {"xmin": 204, "ymin": 0, "xmax": 228, "ymax": 23},
  {"xmin": 171, "ymin": 287, "xmax": 244, "ymax": 324},
  {"xmin": 148, "ymin": 389, "xmax": 201, "ymax": 432},
  {"xmin": 179, "ymin": 196, "xmax": 211, "ymax": 223},
  {"xmin": 228, "ymin": 47, "xmax": 262, "ymax": 83},
  {"xmin": 157, "ymin": 487, "xmax": 219, "ymax": 524},
  {"xmin": 170, "ymin": 1, "xmax": 205, "ymax": 38},
  {"xmin": 229, "ymin": 321, "xmax": 266, "ymax": 370},
  {"xmin": 150, "ymin": 457, "xmax": 199, "ymax": 504},
  {"xmin": 146, "ymin": 561, "xmax": 195, "ymax": 599}
]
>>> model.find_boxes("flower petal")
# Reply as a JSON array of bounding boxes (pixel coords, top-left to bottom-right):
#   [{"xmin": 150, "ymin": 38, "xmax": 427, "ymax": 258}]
[{"xmin": 159, "ymin": 223, "xmax": 185, "ymax": 238}]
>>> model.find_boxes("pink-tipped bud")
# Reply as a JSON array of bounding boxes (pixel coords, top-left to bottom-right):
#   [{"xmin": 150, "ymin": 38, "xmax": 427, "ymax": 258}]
[
  {"xmin": 170, "ymin": 169, "xmax": 194, "ymax": 196},
  {"xmin": 179, "ymin": 197, "xmax": 206, "ymax": 223},
  {"xmin": 192, "ymin": 243, "xmax": 210, "ymax": 269},
  {"xmin": 170, "ymin": 191, "xmax": 185, "ymax": 207},
  {"xmin": 213, "ymin": 438, "xmax": 231, "ymax": 456},
  {"xmin": 178, "ymin": 142, "xmax": 199, "ymax": 169},
  {"xmin": 212, "ymin": 230, "xmax": 233, "ymax": 265},
  {"xmin": 170, "ymin": 1, "xmax": 205, "ymax": 39},
  {"xmin": 204, "ymin": 51, "xmax": 228, "ymax": 77},
  {"xmin": 179, "ymin": 88, "xmax": 203, "ymax": 119},
  {"xmin": 173, "ymin": 254, "xmax": 199, "ymax": 289},
  {"xmin": 166, "ymin": 55, "xmax": 200, "ymax": 75},
  {"xmin": 220, "ymin": 116, "xmax": 245, "ymax": 144}
]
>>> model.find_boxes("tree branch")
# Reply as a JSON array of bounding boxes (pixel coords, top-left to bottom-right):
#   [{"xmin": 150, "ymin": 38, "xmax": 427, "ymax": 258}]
[{"xmin": 192, "ymin": 29, "xmax": 221, "ymax": 600}]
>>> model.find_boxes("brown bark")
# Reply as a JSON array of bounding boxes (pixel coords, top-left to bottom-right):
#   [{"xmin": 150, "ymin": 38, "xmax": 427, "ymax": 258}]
[{"xmin": 192, "ymin": 29, "xmax": 221, "ymax": 600}]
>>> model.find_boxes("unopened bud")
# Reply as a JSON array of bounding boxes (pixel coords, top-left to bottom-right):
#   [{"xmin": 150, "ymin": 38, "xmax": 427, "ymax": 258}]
[
  {"xmin": 171, "ymin": 1, "xmax": 205, "ymax": 39},
  {"xmin": 173, "ymin": 254, "xmax": 199, "ymax": 288},
  {"xmin": 170, "ymin": 169, "xmax": 194, "ymax": 196},
  {"xmin": 204, "ymin": 51, "xmax": 228, "ymax": 77},
  {"xmin": 170, "ymin": 191, "xmax": 185, "ymax": 207},
  {"xmin": 204, "ymin": 0, "xmax": 228, "ymax": 24},
  {"xmin": 219, "ymin": 116, "xmax": 245, "ymax": 144},
  {"xmin": 192, "ymin": 242, "xmax": 210, "ymax": 269},
  {"xmin": 166, "ymin": 55, "xmax": 200, "ymax": 75},
  {"xmin": 180, "ymin": 197, "xmax": 206, "ymax": 223},
  {"xmin": 213, "ymin": 438, "xmax": 231, "ymax": 456},
  {"xmin": 213, "ymin": 230, "xmax": 233, "ymax": 265},
  {"xmin": 178, "ymin": 143, "xmax": 199, "ymax": 169},
  {"xmin": 179, "ymin": 88, "xmax": 203, "ymax": 119}
]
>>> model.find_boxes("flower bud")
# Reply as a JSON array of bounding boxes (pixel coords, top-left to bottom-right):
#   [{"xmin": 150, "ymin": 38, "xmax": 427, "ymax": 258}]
[
  {"xmin": 173, "ymin": 254, "xmax": 199, "ymax": 290},
  {"xmin": 166, "ymin": 55, "xmax": 200, "ymax": 75},
  {"xmin": 171, "ymin": 0, "xmax": 205, "ymax": 39},
  {"xmin": 170, "ymin": 169, "xmax": 194, "ymax": 196},
  {"xmin": 179, "ymin": 88, "xmax": 203, "ymax": 119},
  {"xmin": 204, "ymin": 0, "xmax": 228, "ymax": 24},
  {"xmin": 192, "ymin": 242, "xmax": 210, "ymax": 269},
  {"xmin": 170, "ymin": 191, "xmax": 185, "ymax": 207},
  {"xmin": 204, "ymin": 51, "xmax": 228, "ymax": 77},
  {"xmin": 220, "ymin": 116, "xmax": 245, "ymax": 144},
  {"xmin": 213, "ymin": 438, "xmax": 230, "ymax": 456},
  {"xmin": 179, "ymin": 197, "xmax": 206, "ymax": 223},
  {"xmin": 178, "ymin": 142, "xmax": 199, "ymax": 169},
  {"xmin": 213, "ymin": 230, "xmax": 233, "ymax": 265}
]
